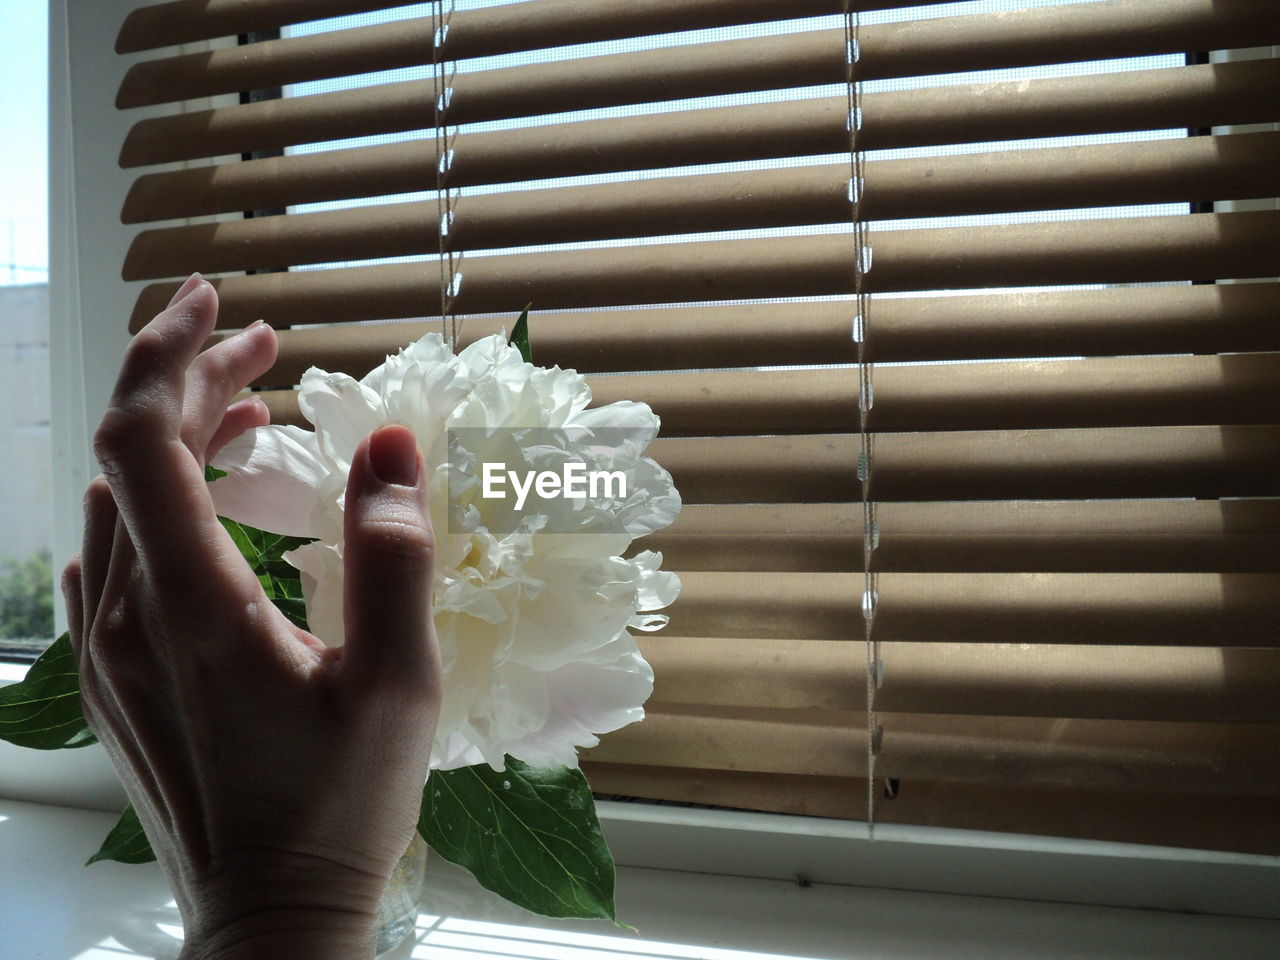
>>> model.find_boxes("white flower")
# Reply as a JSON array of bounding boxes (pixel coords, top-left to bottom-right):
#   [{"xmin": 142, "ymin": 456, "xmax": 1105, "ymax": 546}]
[{"xmin": 211, "ymin": 333, "xmax": 681, "ymax": 771}]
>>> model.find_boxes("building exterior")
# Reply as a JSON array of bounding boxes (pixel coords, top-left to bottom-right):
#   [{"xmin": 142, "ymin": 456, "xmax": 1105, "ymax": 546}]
[{"xmin": 0, "ymin": 283, "xmax": 51, "ymax": 570}]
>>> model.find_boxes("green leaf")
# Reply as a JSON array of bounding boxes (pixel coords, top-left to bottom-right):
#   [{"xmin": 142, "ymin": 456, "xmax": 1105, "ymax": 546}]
[
  {"xmin": 87, "ymin": 804, "xmax": 155, "ymax": 865},
  {"xmin": 205, "ymin": 464, "xmax": 227, "ymax": 482},
  {"xmin": 508, "ymin": 305, "xmax": 532, "ymax": 363},
  {"xmin": 0, "ymin": 632, "xmax": 96, "ymax": 750},
  {"xmin": 219, "ymin": 517, "xmax": 313, "ymax": 571},
  {"xmin": 419, "ymin": 758, "xmax": 618, "ymax": 921}
]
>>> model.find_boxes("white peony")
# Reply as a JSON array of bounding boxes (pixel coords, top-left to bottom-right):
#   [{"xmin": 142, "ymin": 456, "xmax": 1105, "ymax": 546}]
[{"xmin": 210, "ymin": 333, "xmax": 681, "ymax": 772}]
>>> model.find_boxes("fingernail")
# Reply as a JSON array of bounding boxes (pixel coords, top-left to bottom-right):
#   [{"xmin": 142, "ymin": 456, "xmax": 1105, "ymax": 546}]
[
  {"xmin": 227, "ymin": 395, "xmax": 269, "ymax": 416},
  {"xmin": 238, "ymin": 319, "xmax": 268, "ymax": 336},
  {"xmin": 168, "ymin": 272, "xmax": 204, "ymax": 308},
  {"xmin": 369, "ymin": 424, "xmax": 420, "ymax": 486}
]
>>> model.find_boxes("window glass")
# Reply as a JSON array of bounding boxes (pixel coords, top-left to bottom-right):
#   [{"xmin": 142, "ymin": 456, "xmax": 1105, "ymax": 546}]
[{"xmin": 0, "ymin": 1, "xmax": 53, "ymax": 657}]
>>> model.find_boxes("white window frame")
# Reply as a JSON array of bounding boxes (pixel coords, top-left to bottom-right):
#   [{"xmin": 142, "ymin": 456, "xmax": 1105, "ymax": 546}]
[{"xmin": 3, "ymin": 0, "xmax": 1274, "ymax": 935}]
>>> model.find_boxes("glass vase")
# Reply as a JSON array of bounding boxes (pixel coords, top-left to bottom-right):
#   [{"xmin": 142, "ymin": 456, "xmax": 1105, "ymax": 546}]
[{"xmin": 375, "ymin": 833, "xmax": 427, "ymax": 955}]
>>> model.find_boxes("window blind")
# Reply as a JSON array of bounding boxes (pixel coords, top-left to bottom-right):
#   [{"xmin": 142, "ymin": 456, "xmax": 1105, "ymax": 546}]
[{"xmin": 113, "ymin": 0, "xmax": 1280, "ymax": 855}]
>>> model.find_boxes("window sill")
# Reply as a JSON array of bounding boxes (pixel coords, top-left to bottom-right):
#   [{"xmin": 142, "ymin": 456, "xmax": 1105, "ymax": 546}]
[
  {"xmin": 0, "ymin": 659, "xmax": 32, "ymax": 683},
  {"xmin": 3, "ymin": 797, "xmax": 1277, "ymax": 960}
]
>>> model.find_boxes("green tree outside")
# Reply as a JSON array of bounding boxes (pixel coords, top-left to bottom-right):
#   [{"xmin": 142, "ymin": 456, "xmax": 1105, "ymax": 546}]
[{"xmin": 0, "ymin": 549, "xmax": 54, "ymax": 642}]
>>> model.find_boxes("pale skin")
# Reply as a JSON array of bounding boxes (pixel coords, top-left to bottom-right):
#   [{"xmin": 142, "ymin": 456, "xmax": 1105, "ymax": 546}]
[{"xmin": 61, "ymin": 273, "xmax": 442, "ymax": 960}]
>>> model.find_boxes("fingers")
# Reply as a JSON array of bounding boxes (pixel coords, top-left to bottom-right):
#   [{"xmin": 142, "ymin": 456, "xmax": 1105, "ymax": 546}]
[
  {"xmin": 61, "ymin": 558, "xmax": 83, "ymax": 659},
  {"xmin": 167, "ymin": 272, "xmax": 205, "ymax": 308},
  {"xmin": 79, "ymin": 477, "xmax": 119, "ymax": 640},
  {"xmin": 341, "ymin": 426, "xmax": 440, "ymax": 694},
  {"xmin": 94, "ymin": 276, "xmax": 216, "ymax": 505},
  {"xmin": 206, "ymin": 396, "xmax": 271, "ymax": 465},
  {"xmin": 99, "ymin": 276, "xmax": 218, "ymax": 456},
  {"xmin": 181, "ymin": 321, "xmax": 277, "ymax": 463},
  {"xmin": 92, "ymin": 277, "xmax": 256, "ymax": 596}
]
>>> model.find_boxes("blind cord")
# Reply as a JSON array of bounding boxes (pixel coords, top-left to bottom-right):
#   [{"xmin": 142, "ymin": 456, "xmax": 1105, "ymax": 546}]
[
  {"xmin": 431, "ymin": 0, "xmax": 462, "ymax": 350},
  {"xmin": 843, "ymin": 2, "xmax": 880, "ymax": 839}
]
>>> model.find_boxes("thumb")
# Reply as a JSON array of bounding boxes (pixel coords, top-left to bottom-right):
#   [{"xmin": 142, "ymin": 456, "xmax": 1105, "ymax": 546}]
[{"xmin": 341, "ymin": 424, "xmax": 439, "ymax": 693}]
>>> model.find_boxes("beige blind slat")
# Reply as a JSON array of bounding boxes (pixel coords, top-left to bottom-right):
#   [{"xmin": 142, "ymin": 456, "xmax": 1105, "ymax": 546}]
[
  {"xmin": 117, "ymin": 0, "xmax": 1280, "ymax": 111},
  {"xmin": 240, "ymin": 283, "xmax": 1280, "ymax": 381},
  {"xmin": 647, "ymin": 427, "xmax": 1280, "ymax": 502},
  {"xmin": 580, "ymin": 763, "xmax": 1279, "ymax": 854},
  {"xmin": 587, "ymin": 354, "xmax": 1280, "ymax": 436},
  {"xmin": 123, "ymin": 132, "xmax": 1280, "ymax": 278},
  {"xmin": 243, "ymin": 408, "xmax": 1278, "ymax": 500},
  {"xmin": 122, "ymin": 57, "xmax": 1280, "ymax": 221},
  {"xmin": 870, "ymin": 781, "xmax": 1280, "ymax": 853},
  {"xmin": 116, "ymin": 0, "xmax": 403, "ymax": 53},
  {"xmin": 252, "ymin": 353, "xmax": 1280, "ymax": 435},
  {"xmin": 119, "ymin": 0, "xmax": 945, "ymax": 57},
  {"xmin": 118, "ymin": 58, "xmax": 1280, "ymax": 170},
  {"xmin": 645, "ymin": 500, "xmax": 1280, "ymax": 574},
  {"xmin": 122, "ymin": 140, "xmax": 420, "ymax": 224},
  {"xmin": 131, "ymin": 211, "xmax": 1280, "ymax": 328},
  {"xmin": 641, "ymin": 637, "xmax": 1280, "ymax": 723},
  {"xmin": 666, "ymin": 571, "xmax": 1279, "ymax": 644},
  {"xmin": 431, "ymin": 0, "xmax": 955, "ymax": 62},
  {"xmin": 581, "ymin": 707, "xmax": 1280, "ymax": 795}
]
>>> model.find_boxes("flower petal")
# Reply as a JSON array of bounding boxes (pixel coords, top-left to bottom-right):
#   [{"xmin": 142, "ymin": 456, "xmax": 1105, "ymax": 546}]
[
  {"xmin": 364, "ymin": 333, "xmax": 454, "ymax": 394},
  {"xmin": 431, "ymin": 731, "xmax": 486, "ymax": 771},
  {"xmin": 490, "ymin": 647, "xmax": 655, "ymax": 771},
  {"xmin": 298, "ymin": 368, "xmax": 385, "ymax": 470},
  {"xmin": 210, "ymin": 425, "xmax": 331, "ymax": 538},
  {"xmin": 286, "ymin": 542, "xmax": 346, "ymax": 646}
]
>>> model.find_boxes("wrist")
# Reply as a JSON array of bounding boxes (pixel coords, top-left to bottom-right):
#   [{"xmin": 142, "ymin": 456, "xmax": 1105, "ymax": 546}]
[
  {"xmin": 179, "ymin": 909, "xmax": 379, "ymax": 960},
  {"xmin": 177, "ymin": 848, "xmax": 391, "ymax": 960}
]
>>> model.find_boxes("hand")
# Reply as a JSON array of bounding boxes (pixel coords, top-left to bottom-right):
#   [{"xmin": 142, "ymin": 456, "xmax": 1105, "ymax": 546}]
[{"xmin": 61, "ymin": 274, "xmax": 442, "ymax": 960}]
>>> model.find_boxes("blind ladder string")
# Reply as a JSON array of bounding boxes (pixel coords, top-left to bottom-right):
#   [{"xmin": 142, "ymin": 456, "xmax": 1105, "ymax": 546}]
[
  {"xmin": 431, "ymin": 0, "xmax": 462, "ymax": 351},
  {"xmin": 843, "ymin": 2, "xmax": 881, "ymax": 838}
]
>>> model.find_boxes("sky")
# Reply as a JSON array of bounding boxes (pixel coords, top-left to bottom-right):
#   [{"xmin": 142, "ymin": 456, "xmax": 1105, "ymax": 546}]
[{"xmin": 0, "ymin": 1, "xmax": 48, "ymax": 285}]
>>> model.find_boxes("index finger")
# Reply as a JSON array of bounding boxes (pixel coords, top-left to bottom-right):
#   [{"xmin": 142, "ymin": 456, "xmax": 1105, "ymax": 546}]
[{"xmin": 93, "ymin": 278, "xmax": 255, "ymax": 593}]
